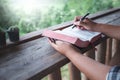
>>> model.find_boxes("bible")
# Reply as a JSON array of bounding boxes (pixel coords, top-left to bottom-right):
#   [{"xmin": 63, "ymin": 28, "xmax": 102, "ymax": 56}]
[{"xmin": 42, "ymin": 25, "xmax": 102, "ymax": 47}]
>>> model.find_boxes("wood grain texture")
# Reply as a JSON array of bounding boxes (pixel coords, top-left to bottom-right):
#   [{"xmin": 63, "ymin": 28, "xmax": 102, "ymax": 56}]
[
  {"xmin": 48, "ymin": 69, "xmax": 62, "ymax": 80},
  {"xmin": 105, "ymin": 38, "xmax": 112, "ymax": 65},
  {"xmin": 0, "ymin": 37, "xmax": 69, "ymax": 80},
  {"xmin": 109, "ymin": 39, "xmax": 120, "ymax": 66},
  {"xmin": 0, "ymin": 8, "xmax": 120, "ymax": 80},
  {"xmin": 96, "ymin": 40, "xmax": 107, "ymax": 64},
  {"xmin": 68, "ymin": 63, "xmax": 81, "ymax": 80}
]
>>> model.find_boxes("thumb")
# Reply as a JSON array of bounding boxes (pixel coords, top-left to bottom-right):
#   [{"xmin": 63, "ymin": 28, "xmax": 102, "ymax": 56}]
[
  {"xmin": 74, "ymin": 21, "xmax": 80, "ymax": 26},
  {"xmin": 80, "ymin": 21, "xmax": 90, "ymax": 30},
  {"xmin": 80, "ymin": 21, "xmax": 88, "ymax": 26}
]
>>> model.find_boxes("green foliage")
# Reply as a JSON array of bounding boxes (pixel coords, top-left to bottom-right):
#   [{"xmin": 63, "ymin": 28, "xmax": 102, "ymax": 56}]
[
  {"xmin": 0, "ymin": 27, "xmax": 3, "ymax": 32},
  {"xmin": 0, "ymin": 0, "xmax": 120, "ymax": 35},
  {"xmin": 0, "ymin": 0, "xmax": 17, "ymax": 29}
]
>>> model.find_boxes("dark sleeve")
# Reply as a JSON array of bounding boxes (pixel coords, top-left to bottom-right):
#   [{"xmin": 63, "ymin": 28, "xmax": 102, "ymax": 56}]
[{"xmin": 106, "ymin": 66, "xmax": 120, "ymax": 80}]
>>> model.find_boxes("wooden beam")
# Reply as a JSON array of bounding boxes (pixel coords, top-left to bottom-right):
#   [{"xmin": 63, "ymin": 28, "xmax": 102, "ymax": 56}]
[
  {"xmin": 85, "ymin": 49, "xmax": 95, "ymax": 59},
  {"xmin": 96, "ymin": 40, "xmax": 107, "ymax": 64},
  {"xmin": 0, "ymin": 31, "xmax": 6, "ymax": 48},
  {"xmin": 68, "ymin": 63, "xmax": 81, "ymax": 80},
  {"xmin": 89, "ymin": 7, "xmax": 120, "ymax": 20},
  {"xmin": 109, "ymin": 39, "xmax": 120, "ymax": 66},
  {"xmin": 48, "ymin": 69, "xmax": 62, "ymax": 80},
  {"xmin": 105, "ymin": 38, "xmax": 112, "ymax": 65}
]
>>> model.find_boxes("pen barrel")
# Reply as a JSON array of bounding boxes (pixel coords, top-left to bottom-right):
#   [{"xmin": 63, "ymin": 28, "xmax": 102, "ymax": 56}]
[{"xmin": 80, "ymin": 13, "xmax": 90, "ymax": 21}]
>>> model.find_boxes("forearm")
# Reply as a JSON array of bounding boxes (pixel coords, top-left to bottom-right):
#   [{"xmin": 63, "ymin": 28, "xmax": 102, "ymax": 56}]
[
  {"xmin": 95, "ymin": 23, "xmax": 120, "ymax": 40},
  {"xmin": 65, "ymin": 51, "xmax": 111, "ymax": 80}
]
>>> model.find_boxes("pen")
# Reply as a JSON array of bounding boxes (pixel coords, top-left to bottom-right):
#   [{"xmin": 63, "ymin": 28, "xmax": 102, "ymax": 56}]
[{"xmin": 72, "ymin": 13, "xmax": 90, "ymax": 29}]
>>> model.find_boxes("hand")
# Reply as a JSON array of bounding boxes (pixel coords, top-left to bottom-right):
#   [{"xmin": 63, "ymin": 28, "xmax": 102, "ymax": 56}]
[
  {"xmin": 74, "ymin": 16, "xmax": 98, "ymax": 31},
  {"xmin": 48, "ymin": 39, "xmax": 81, "ymax": 56}
]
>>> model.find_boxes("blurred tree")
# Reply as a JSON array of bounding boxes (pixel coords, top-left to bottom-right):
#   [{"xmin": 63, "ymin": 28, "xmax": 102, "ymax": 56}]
[
  {"xmin": 0, "ymin": 0, "xmax": 120, "ymax": 34},
  {"xmin": 0, "ymin": 0, "xmax": 18, "ymax": 29}
]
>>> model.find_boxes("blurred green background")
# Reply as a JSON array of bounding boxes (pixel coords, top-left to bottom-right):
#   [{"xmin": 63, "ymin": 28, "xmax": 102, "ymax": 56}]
[
  {"xmin": 0, "ymin": 0, "xmax": 120, "ymax": 80},
  {"xmin": 0, "ymin": 0, "xmax": 120, "ymax": 35}
]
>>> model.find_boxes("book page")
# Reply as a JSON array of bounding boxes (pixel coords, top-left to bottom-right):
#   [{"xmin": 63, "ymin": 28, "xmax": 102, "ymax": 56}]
[{"xmin": 54, "ymin": 25, "xmax": 101, "ymax": 41}]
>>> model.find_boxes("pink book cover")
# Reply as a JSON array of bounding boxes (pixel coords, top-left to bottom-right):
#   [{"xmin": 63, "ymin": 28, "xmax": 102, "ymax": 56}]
[{"xmin": 42, "ymin": 26, "xmax": 102, "ymax": 47}]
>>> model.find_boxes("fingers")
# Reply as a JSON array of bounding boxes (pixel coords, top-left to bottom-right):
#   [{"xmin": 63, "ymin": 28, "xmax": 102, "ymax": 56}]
[
  {"xmin": 48, "ymin": 38, "xmax": 64, "ymax": 46},
  {"xmin": 74, "ymin": 16, "xmax": 90, "ymax": 22},
  {"xmin": 74, "ymin": 18, "xmax": 89, "ymax": 25},
  {"xmin": 74, "ymin": 16, "xmax": 82, "ymax": 22},
  {"xmin": 48, "ymin": 38, "xmax": 56, "ymax": 44},
  {"xmin": 48, "ymin": 38, "xmax": 57, "ymax": 47},
  {"xmin": 74, "ymin": 18, "xmax": 92, "ymax": 30},
  {"xmin": 85, "ymin": 18, "xmax": 92, "ymax": 23},
  {"xmin": 80, "ymin": 21, "xmax": 88, "ymax": 26},
  {"xmin": 74, "ymin": 21, "xmax": 80, "ymax": 26},
  {"xmin": 74, "ymin": 19, "xmax": 88, "ymax": 27}
]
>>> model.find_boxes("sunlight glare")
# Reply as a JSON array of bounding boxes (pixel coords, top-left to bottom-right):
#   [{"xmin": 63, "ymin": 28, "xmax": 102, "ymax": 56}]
[
  {"xmin": 8, "ymin": 0, "xmax": 63, "ymax": 22},
  {"xmin": 11, "ymin": 0, "xmax": 40, "ymax": 15}
]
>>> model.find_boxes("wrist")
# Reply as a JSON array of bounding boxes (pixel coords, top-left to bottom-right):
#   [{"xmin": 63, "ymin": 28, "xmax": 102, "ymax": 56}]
[
  {"xmin": 65, "ymin": 49, "xmax": 81, "ymax": 57},
  {"xmin": 92, "ymin": 23, "xmax": 103, "ymax": 32}
]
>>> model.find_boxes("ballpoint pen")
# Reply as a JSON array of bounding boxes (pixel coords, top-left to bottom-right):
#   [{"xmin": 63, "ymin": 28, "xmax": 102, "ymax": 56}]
[{"xmin": 72, "ymin": 13, "xmax": 90, "ymax": 29}]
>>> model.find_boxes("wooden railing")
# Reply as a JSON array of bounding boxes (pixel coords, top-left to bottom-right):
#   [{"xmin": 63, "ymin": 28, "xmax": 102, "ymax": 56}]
[{"xmin": 0, "ymin": 8, "xmax": 120, "ymax": 80}]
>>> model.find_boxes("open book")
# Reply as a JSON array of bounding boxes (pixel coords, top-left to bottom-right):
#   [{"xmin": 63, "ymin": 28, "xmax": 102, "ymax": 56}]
[{"xmin": 43, "ymin": 25, "xmax": 102, "ymax": 47}]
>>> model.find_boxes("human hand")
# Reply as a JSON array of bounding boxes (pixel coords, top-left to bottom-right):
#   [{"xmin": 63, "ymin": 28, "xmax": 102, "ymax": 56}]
[
  {"xmin": 48, "ymin": 39, "xmax": 81, "ymax": 56},
  {"xmin": 74, "ymin": 16, "xmax": 98, "ymax": 31}
]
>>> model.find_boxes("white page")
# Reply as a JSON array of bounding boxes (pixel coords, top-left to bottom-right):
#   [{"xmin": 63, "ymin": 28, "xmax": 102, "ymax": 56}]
[{"xmin": 54, "ymin": 25, "xmax": 101, "ymax": 41}]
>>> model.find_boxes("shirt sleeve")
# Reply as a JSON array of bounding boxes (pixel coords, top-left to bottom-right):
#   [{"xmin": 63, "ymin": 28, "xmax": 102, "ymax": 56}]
[{"xmin": 106, "ymin": 66, "xmax": 120, "ymax": 80}]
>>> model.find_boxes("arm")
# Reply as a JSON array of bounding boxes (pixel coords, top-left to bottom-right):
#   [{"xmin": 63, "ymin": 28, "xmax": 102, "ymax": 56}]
[
  {"xmin": 74, "ymin": 17, "xmax": 120, "ymax": 40},
  {"xmin": 93, "ymin": 23, "xmax": 120, "ymax": 40},
  {"xmin": 66, "ymin": 49, "xmax": 111, "ymax": 80},
  {"xmin": 49, "ymin": 40, "xmax": 111, "ymax": 80}
]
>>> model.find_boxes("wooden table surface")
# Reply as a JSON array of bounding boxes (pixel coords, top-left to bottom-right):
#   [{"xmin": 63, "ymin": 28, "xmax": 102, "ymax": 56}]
[{"xmin": 0, "ymin": 8, "xmax": 120, "ymax": 80}]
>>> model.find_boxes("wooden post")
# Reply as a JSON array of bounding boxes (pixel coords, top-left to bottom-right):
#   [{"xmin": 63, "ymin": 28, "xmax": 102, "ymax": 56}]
[
  {"xmin": 0, "ymin": 30, "xmax": 6, "ymax": 48},
  {"xmin": 109, "ymin": 39, "xmax": 120, "ymax": 66},
  {"xmin": 96, "ymin": 40, "xmax": 107, "ymax": 64},
  {"xmin": 68, "ymin": 63, "xmax": 81, "ymax": 80},
  {"xmin": 105, "ymin": 38, "xmax": 112, "ymax": 65},
  {"xmin": 112, "ymin": 39, "xmax": 120, "ymax": 56},
  {"xmin": 48, "ymin": 69, "xmax": 62, "ymax": 80},
  {"xmin": 85, "ymin": 49, "xmax": 95, "ymax": 59}
]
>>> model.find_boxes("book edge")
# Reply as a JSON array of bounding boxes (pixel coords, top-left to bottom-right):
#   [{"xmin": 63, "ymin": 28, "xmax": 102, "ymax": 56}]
[{"xmin": 43, "ymin": 30, "xmax": 90, "ymax": 47}]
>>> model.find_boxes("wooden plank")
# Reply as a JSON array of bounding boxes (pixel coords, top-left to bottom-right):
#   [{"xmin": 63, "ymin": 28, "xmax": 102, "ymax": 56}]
[
  {"xmin": 0, "ymin": 9, "xmax": 120, "ymax": 80},
  {"xmin": 94, "ymin": 10, "xmax": 120, "ymax": 24},
  {"xmin": 0, "ymin": 36, "xmax": 107, "ymax": 80},
  {"xmin": 68, "ymin": 63, "xmax": 81, "ymax": 80},
  {"xmin": 48, "ymin": 69, "xmax": 62, "ymax": 80},
  {"xmin": 89, "ymin": 8, "xmax": 120, "ymax": 20},
  {"xmin": 79, "ymin": 36, "xmax": 108, "ymax": 53},
  {"xmin": 105, "ymin": 38, "xmax": 112, "ymax": 65},
  {"xmin": 85, "ymin": 49, "xmax": 95, "ymax": 59},
  {"xmin": 96, "ymin": 40, "xmax": 107, "ymax": 64},
  {"xmin": 0, "ymin": 31, "xmax": 6, "ymax": 48},
  {"xmin": 108, "ymin": 17, "xmax": 120, "ymax": 25},
  {"xmin": 109, "ymin": 39, "xmax": 120, "ymax": 66},
  {"xmin": 0, "ymin": 37, "xmax": 69, "ymax": 80}
]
